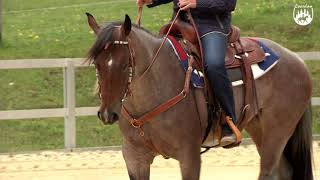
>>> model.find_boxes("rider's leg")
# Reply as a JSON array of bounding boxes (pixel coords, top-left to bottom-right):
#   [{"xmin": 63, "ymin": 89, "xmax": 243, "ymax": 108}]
[{"xmin": 201, "ymin": 32, "xmax": 237, "ymax": 145}]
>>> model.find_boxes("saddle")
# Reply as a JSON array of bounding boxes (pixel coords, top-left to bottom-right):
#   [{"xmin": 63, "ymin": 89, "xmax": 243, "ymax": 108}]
[
  {"xmin": 160, "ymin": 19, "xmax": 264, "ymax": 148},
  {"xmin": 159, "ymin": 20, "xmax": 265, "ymax": 69}
]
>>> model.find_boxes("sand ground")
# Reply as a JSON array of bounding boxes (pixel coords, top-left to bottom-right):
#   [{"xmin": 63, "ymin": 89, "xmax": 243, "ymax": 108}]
[{"xmin": 0, "ymin": 142, "xmax": 319, "ymax": 180}]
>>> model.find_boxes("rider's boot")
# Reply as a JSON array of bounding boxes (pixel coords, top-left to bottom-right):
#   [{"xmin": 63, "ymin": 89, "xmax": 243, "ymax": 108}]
[{"xmin": 220, "ymin": 116, "xmax": 241, "ymax": 147}]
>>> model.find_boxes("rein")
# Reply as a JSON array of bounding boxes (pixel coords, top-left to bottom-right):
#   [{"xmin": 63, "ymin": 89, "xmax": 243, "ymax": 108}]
[
  {"xmin": 133, "ymin": 9, "xmax": 182, "ymax": 84},
  {"xmin": 101, "ymin": 8, "xmax": 182, "ymax": 102},
  {"xmin": 98, "ymin": 8, "xmax": 193, "ymax": 156},
  {"xmin": 121, "ymin": 8, "xmax": 185, "ymax": 127}
]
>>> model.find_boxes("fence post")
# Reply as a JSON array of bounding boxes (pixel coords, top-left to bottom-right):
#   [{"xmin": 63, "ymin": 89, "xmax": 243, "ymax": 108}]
[{"xmin": 64, "ymin": 59, "xmax": 76, "ymax": 150}]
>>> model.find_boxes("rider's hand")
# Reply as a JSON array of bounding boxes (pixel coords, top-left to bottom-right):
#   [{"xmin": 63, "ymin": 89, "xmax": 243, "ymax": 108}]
[
  {"xmin": 178, "ymin": 0, "xmax": 197, "ymax": 10},
  {"xmin": 136, "ymin": 0, "xmax": 153, "ymax": 7}
]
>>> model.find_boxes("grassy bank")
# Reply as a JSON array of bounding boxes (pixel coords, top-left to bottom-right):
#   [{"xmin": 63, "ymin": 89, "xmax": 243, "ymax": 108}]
[
  {"xmin": 0, "ymin": 0, "xmax": 319, "ymax": 59},
  {"xmin": 0, "ymin": 0, "xmax": 319, "ymax": 152},
  {"xmin": 0, "ymin": 116, "xmax": 122, "ymax": 152}
]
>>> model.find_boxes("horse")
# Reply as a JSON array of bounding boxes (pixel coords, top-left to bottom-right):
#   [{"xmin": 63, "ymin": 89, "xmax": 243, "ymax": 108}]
[
  {"xmin": 85, "ymin": 13, "xmax": 313, "ymax": 180},
  {"xmin": 298, "ymin": 15, "xmax": 308, "ymax": 24}
]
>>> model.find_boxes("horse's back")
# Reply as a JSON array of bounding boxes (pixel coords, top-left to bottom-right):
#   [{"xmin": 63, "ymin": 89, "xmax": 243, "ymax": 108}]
[{"xmin": 255, "ymin": 37, "xmax": 312, "ymax": 94}]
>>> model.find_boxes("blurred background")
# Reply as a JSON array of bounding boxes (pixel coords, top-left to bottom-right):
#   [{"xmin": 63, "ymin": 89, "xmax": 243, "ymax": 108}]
[{"xmin": 0, "ymin": 0, "xmax": 319, "ymax": 153}]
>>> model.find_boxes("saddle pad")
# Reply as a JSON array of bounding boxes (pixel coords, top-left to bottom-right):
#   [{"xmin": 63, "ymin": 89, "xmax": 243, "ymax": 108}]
[
  {"xmin": 166, "ymin": 36, "xmax": 279, "ymax": 88},
  {"xmin": 230, "ymin": 39, "xmax": 280, "ymax": 86},
  {"xmin": 167, "ymin": 35, "xmax": 204, "ymax": 88}
]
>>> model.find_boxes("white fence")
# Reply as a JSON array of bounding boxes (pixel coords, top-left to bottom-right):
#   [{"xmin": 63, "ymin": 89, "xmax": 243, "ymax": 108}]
[{"xmin": 0, "ymin": 52, "xmax": 320, "ymax": 150}]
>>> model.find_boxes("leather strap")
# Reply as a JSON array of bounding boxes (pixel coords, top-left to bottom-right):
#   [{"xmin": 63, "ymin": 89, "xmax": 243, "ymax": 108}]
[
  {"xmin": 234, "ymin": 40, "xmax": 259, "ymax": 129},
  {"xmin": 122, "ymin": 90, "xmax": 186, "ymax": 127},
  {"xmin": 120, "ymin": 8, "xmax": 186, "ymax": 157},
  {"xmin": 122, "ymin": 56, "xmax": 194, "ymax": 128},
  {"xmin": 186, "ymin": 10, "xmax": 208, "ymax": 100},
  {"xmin": 133, "ymin": 9, "xmax": 182, "ymax": 85},
  {"xmin": 185, "ymin": 14, "xmax": 245, "ymax": 142}
]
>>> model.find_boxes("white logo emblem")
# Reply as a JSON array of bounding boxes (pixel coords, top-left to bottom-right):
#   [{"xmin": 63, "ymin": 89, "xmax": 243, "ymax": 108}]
[{"xmin": 293, "ymin": 4, "xmax": 313, "ymax": 26}]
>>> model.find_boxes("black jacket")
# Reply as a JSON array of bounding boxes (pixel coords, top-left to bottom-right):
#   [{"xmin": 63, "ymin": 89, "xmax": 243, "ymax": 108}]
[{"xmin": 147, "ymin": 0, "xmax": 236, "ymax": 36}]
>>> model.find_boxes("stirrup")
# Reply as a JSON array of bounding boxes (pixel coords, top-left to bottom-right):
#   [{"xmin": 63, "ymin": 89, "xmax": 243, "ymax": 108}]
[
  {"xmin": 220, "ymin": 134, "xmax": 237, "ymax": 147},
  {"xmin": 225, "ymin": 116, "xmax": 242, "ymax": 144}
]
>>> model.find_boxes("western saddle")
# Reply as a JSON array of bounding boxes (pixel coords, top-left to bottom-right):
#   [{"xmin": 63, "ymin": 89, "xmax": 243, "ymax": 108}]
[
  {"xmin": 159, "ymin": 19, "xmax": 265, "ymax": 69},
  {"xmin": 159, "ymin": 19, "xmax": 265, "ymax": 147}
]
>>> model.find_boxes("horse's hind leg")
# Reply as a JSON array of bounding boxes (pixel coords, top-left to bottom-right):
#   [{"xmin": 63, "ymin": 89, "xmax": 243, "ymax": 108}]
[
  {"xmin": 122, "ymin": 141, "xmax": 155, "ymax": 180},
  {"xmin": 257, "ymin": 112, "xmax": 299, "ymax": 180},
  {"xmin": 245, "ymin": 113, "xmax": 295, "ymax": 180},
  {"xmin": 278, "ymin": 156, "xmax": 293, "ymax": 180}
]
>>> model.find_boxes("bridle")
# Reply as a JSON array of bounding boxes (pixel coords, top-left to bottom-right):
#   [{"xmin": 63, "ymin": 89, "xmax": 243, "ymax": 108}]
[
  {"xmin": 95, "ymin": 8, "xmax": 195, "ymax": 156},
  {"xmin": 95, "ymin": 34, "xmax": 135, "ymax": 102},
  {"xmin": 96, "ymin": 8, "xmax": 183, "ymax": 102}
]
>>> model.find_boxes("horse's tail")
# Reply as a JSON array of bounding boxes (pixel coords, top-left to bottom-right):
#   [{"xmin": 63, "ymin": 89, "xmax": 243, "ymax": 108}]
[{"xmin": 283, "ymin": 103, "xmax": 313, "ymax": 180}]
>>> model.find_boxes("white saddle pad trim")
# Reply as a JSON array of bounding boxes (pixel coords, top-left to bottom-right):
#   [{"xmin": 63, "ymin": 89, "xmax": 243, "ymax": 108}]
[{"xmin": 232, "ymin": 60, "xmax": 279, "ymax": 87}]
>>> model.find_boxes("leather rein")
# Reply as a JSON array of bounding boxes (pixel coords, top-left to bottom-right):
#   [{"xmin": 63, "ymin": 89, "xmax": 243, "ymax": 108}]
[
  {"xmin": 121, "ymin": 8, "xmax": 188, "ymax": 132},
  {"xmin": 97, "ymin": 7, "xmax": 195, "ymax": 156}
]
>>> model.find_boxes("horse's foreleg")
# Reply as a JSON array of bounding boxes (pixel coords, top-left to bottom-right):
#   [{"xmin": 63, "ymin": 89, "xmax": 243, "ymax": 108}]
[
  {"xmin": 122, "ymin": 141, "xmax": 155, "ymax": 180},
  {"xmin": 178, "ymin": 146, "xmax": 201, "ymax": 180}
]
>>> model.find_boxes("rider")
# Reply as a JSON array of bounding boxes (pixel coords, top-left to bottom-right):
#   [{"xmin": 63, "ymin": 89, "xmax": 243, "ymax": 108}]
[{"xmin": 137, "ymin": 0, "xmax": 239, "ymax": 146}]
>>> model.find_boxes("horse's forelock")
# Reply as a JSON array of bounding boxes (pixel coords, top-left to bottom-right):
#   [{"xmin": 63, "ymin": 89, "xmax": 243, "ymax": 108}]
[
  {"xmin": 85, "ymin": 21, "xmax": 155, "ymax": 65},
  {"xmin": 86, "ymin": 22, "xmax": 122, "ymax": 64}
]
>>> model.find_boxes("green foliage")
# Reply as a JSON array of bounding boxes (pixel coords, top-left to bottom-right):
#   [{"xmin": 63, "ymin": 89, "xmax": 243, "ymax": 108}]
[{"xmin": 0, "ymin": 0, "xmax": 319, "ymax": 152}]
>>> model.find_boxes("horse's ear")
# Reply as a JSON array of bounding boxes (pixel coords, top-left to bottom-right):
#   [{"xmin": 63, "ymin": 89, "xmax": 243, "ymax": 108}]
[
  {"xmin": 86, "ymin": 12, "xmax": 100, "ymax": 35},
  {"xmin": 121, "ymin": 14, "xmax": 132, "ymax": 36}
]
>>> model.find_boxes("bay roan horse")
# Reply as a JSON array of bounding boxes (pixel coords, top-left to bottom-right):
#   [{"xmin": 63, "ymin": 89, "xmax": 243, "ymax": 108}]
[{"xmin": 86, "ymin": 13, "xmax": 313, "ymax": 180}]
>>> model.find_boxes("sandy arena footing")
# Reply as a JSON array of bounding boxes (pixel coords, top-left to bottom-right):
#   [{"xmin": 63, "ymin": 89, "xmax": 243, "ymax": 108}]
[{"xmin": 0, "ymin": 142, "xmax": 319, "ymax": 180}]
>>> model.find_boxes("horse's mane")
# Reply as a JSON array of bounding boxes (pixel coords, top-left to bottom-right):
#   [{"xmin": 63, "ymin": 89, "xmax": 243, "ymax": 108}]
[{"xmin": 86, "ymin": 21, "xmax": 154, "ymax": 64}]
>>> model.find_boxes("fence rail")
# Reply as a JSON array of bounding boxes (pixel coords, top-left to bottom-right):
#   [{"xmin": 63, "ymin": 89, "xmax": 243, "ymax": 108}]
[{"xmin": 0, "ymin": 52, "xmax": 319, "ymax": 150}]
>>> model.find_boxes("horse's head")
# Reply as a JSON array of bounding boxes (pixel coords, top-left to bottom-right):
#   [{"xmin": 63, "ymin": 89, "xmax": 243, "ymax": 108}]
[{"xmin": 86, "ymin": 13, "xmax": 133, "ymax": 125}]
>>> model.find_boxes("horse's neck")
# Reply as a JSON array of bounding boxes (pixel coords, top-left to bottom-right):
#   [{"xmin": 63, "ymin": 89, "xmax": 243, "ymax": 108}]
[
  {"xmin": 123, "ymin": 29, "xmax": 185, "ymax": 116},
  {"xmin": 130, "ymin": 30, "xmax": 162, "ymax": 76}
]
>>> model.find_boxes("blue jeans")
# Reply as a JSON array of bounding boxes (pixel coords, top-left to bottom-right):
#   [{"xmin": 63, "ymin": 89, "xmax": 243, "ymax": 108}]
[{"xmin": 201, "ymin": 32, "xmax": 236, "ymax": 132}]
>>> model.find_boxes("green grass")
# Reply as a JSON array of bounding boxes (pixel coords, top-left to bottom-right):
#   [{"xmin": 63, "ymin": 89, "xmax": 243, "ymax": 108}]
[
  {"xmin": 0, "ymin": 0, "xmax": 319, "ymax": 152},
  {"xmin": 0, "ymin": 116, "xmax": 122, "ymax": 152},
  {"xmin": 0, "ymin": 0, "xmax": 319, "ymax": 59},
  {"xmin": 306, "ymin": 61, "xmax": 320, "ymax": 97},
  {"xmin": 4, "ymin": 0, "xmax": 109, "ymax": 11}
]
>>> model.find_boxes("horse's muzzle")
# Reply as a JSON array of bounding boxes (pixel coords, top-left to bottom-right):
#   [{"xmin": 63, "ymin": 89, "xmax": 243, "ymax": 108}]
[{"xmin": 97, "ymin": 110, "xmax": 119, "ymax": 125}]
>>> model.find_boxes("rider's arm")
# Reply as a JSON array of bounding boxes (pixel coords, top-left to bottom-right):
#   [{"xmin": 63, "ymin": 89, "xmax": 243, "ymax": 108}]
[
  {"xmin": 196, "ymin": 0, "xmax": 236, "ymax": 13},
  {"xmin": 147, "ymin": 0, "xmax": 173, "ymax": 8}
]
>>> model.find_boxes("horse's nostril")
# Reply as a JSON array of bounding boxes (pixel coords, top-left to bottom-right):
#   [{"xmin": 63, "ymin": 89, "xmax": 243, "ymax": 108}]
[
  {"xmin": 111, "ymin": 113, "xmax": 119, "ymax": 121},
  {"xmin": 97, "ymin": 111, "xmax": 101, "ymax": 120}
]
